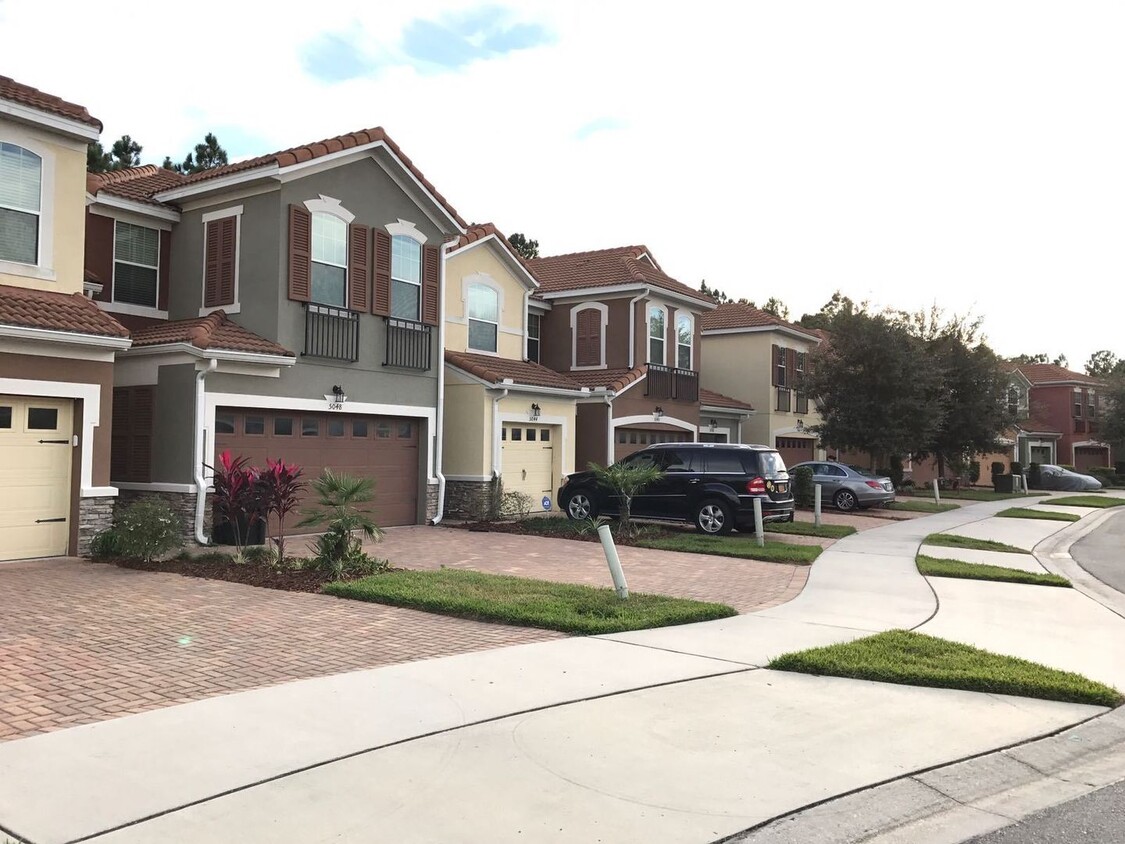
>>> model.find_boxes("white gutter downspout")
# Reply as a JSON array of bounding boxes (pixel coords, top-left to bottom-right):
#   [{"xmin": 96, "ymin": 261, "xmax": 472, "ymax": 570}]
[
  {"xmin": 604, "ymin": 394, "xmax": 614, "ymax": 464},
  {"xmin": 627, "ymin": 289, "xmax": 649, "ymax": 370},
  {"xmin": 193, "ymin": 358, "xmax": 218, "ymax": 545},
  {"xmin": 491, "ymin": 388, "xmax": 510, "ymax": 477},
  {"xmin": 431, "ymin": 236, "xmax": 461, "ymax": 525}
]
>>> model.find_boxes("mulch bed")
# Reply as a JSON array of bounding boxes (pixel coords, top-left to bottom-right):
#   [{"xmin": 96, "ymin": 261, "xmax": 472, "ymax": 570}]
[{"xmin": 101, "ymin": 556, "xmax": 345, "ymax": 593}]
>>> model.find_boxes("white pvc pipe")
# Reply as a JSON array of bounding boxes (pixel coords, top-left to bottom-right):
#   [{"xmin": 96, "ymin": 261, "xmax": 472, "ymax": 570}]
[
  {"xmin": 814, "ymin": 484, "xmax": 822, "ymax": 527},
  {"xmin": 193, "ymin": 357, "xmax": 218, "ymax": 545},
  {"xmin": 932, "ymin": 478, "xmax": 941, "ymax": 504},
  {"xmin": 596, "ymin": 524, "xmax": 629, "ymax": 599},
  {"xmin": 753, "ymin": 497, "xmax": 765, "ymax": 547}
]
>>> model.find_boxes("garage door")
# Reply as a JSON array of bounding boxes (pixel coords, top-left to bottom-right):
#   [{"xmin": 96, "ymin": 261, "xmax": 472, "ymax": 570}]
[
  {"xmin": 775, "ymin": 436, "xmax": 815, "ymax": 469},
  {"xmin": 502, "ymin": 423, "xmax": 555, "ymax": 509},
  {"xmin": 1075, "ymin": 446, "xmax": 1110, "ymax": 472},
  {"xmin": 0, "ymin": 396, "xmax": 73, "ymax": 561},
  {"xmin": 614, "ymin": 427, "xmax": 692, "ymax": 462},
  {"xmin": 215, "ymin": 408, "xmax": 420, "ymax": 530}
]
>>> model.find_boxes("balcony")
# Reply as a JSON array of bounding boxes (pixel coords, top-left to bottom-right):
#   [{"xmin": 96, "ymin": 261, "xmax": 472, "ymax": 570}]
[
  {"xmin": 645, "ymin": 363, "xmax": 699, "ymax": 402},
  {"xmin": 384, "ymin": 317, "xmax": 432, "ymax": 370},
  {"xmin": 303, "ymin": 304, "xmax": 359, "ymax": 362}
]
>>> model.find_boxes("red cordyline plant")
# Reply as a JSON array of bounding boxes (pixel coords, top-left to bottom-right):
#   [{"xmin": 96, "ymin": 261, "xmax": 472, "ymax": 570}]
[
  {"xmin": 259, "ymin": 457, "xmax": 305, "ymax": 561},
  {"xmin": 206, "ymin": 450, "xmax": 264, "ymax": 553}
]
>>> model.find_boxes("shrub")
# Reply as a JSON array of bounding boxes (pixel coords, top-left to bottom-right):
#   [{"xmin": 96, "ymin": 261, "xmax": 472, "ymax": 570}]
[
  {"xmin": 968, "ymin": 461, "xmax": 981, "ymax": 484},
  {"xmin": 298, "ymin": 469, "xmax": 383, "ymax": 578},
  {"xmin": 589, "ymin": 460, "xmax": 664, "ymax": 538},
  {"xmin": 89, "ymin": 528, "xmax": 125, "ymax": 559},
  {"xmin": 260, "ymin": 458, "xmax": 305, "ymax": 562},
  {"xmin": 498, "ymin": 491, "xmax": 534, "ymax": 520},
  {"xmin": 241, "ymin": 544, "xmax": 279, "ymax": 566},
  {"xmin": 887, "ymin": 455, "xmax": 905, "ymax": 489},
  {"xmin": 792, "ymin": 466, "xmax": 815, "ymax": 507},
  {"xmin": 115, "ymin": 498, "xmax": 183, "ymax": 563},
  {"xmin": 207, "ymin": 450, "xmax": 265, "ymax": 552},
  {"xmin": 991, "ymin": 461, "xmax": 1005, "ymax": 477},
  {"xmin": 1010, "ymin": 461, "xmax": 1024, "ymax": 476}
]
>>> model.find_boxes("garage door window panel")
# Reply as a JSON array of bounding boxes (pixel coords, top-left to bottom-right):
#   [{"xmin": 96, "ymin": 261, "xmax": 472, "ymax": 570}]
[
  {"xmin": 0, "ymin": 405, "xmax": 11, "ymax": 429},
  {"xmin": 376, "ymin": 422, "xmax": 391, "ymax": 438},
  {"xmin": 27, "ymin": 407, "xmax": 59, "ymax": 430},
  {"xmin": 302, "ymin": 418, "xmax": 319, "ymax": 436},
  {"xmin": 328, "ymin": 419, "xmax": 345, "ymax": 437},
  {"xmin": 274, "ymin": 417, "xmax": 294, "ymax": 436},
  {"xmin": 468, "ymin": 283, "xmax": 499, "ymax": 353},
  {"xmin": 540, "ymin": 428, "xmax": 550, "ymax": 442},
  {"xmin": 216, "ymin": 414, "xmax": 235, "ymax": 435},
  {"xmin": 352, "ymin": 419, "xmax": 369, "ymax": 438},
  {"xmin": 398, "ymin": 421, "xmax": 413, "ymax": 438},
  {"xmin": 0, "ymin": 143, "xmax": 41, "ymax": 265},
  {"xmin": 244, "ymin": 416, "xmax": 265, "ymax": 435}
]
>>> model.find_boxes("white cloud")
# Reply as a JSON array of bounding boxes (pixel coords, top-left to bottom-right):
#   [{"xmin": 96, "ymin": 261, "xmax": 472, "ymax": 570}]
[{"xmin": 3, "ymin": 0, "xmax": 1122, "ymax": 369}]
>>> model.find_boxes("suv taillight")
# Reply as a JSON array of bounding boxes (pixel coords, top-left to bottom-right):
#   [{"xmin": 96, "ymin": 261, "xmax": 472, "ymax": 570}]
[
  {"xmin": 746, "ymin": 476, "xmax": 766, "ymax": 494},
  {"xmin": 865, "ymin": 480, "xmax": 883, "ymax": 490}
]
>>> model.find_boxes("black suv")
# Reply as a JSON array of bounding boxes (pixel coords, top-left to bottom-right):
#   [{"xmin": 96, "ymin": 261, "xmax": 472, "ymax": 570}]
[{"xmin": 558, "ymin": 443, "xmax": 794, "ymax": 535}]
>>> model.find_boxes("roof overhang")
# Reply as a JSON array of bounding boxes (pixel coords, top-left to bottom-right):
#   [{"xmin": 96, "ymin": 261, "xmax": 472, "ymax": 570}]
[
  {"xmin": 0, "ymin": 323, "xmax": 130, "ymax": 350},
  {"xmin": 444, "ymin": 362, "xmax": 590, "ymax": 397},
  {"xmin": 446, "ymin": 234, "xmax": 539, "ymax": 292},
  {"xmin": 1027, "ymin": 379, "xmax": 1101, "ymax": 388},
  {"xmin": 118, "ymin": 341, "xmax": 295, "ymax": 368},
  {"xmin": 702, "ymin": 325, "xmax": 821, "ymax": 343},
  {"xmin": 700, "ymin": 404, "xmax": 755, "ymax": 418},
  {"xmin": 0, "ymin": 99, "xmax": 100, "ymax": 141},
  {"xmin": 540, "ymin": 283, "xmax": 712, "ymax": 310},
  {"xmin": 87, "ymin": 192, "xmax": 181, "ymax": 223}
]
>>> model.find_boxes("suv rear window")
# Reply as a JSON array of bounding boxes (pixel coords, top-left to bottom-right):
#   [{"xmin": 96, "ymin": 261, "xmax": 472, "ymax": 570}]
[
  {"xmin": 754, "ymin": 450, "xmax": 788, "ymax": 476},
  {"xmin": 704, "ymin": 450, "xmax": 746, "ymax": 473}
]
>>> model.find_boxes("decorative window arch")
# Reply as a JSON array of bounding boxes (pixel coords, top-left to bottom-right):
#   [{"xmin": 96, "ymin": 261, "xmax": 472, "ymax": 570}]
[
  {"xmin": 571, "ymin": 301, "xmax": 608, "ymax": 369},
  {"xmin": 675, "ymin": 312, "xmax": 693, "ymax": 370},
  {"xmin": 0, "ymin": 141, "xmax": 43, "ymax": 265}
]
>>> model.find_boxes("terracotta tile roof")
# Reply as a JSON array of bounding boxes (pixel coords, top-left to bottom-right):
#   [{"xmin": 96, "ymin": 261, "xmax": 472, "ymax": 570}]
[
  {"xmin": 129, "ymin": 311, "xmax": 292, "ymax": 357},
  {"xmin": 0, "ymin": 283, "xmax": 128, "ymax": 338},
  {"xmin": 700, "ymin": 388, "xmax": 754, "ymax": 412},
  {"xmin": 1012, "ymin": 363, "xmax": 1101, "ymax": 386},
  {"xmin": 563, "ymin": 366, "xmax": 647, "ymax": 392},
  {"xmin": 527, "ymin": 245, "xmax": 713, "ymax": 305},
  {"xmin": 451, "ymin": 223, "xmax": 538, "ymax": 283},
  {"xmin": 701, "ymin": 301, "xmax": 820, "ymax": 339},
  {"xmin": 1016, "ymin": 416, "xmax": 1063, "ymax": 436},
  {"xmin": 0, "ymin": 75, "xmax": 101, "ymax": 130},
  {"xmin": 157, "ymin": 127, "xmax": 468, "ymax": 228},
  {"xmin": 87, "ymin": 165, "xmax": 186, "ymax": 207},
  {"xmin": 444, "ymin": 350, "xmax": 585, "ymax": 391}
]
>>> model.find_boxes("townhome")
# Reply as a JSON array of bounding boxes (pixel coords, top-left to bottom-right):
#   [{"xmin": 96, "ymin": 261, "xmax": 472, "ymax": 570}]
[
  {"xmin": 441, "ymin": 224, "xmax": 586, "ymax": 517},
  {"xmin": 700, "ymin": 302, "xmax": 824, "ymax": 466},
  {"xmin": 0, "ymin": 76, "xmax": 130, "ymax": 560},
  {"xmin": 1009, "ymin": 363, "xmax": 1114, "ymax": 470},
  {"xmin": 525, "ymin": 245, "xmax": 721, "ymax": 469},
  {"xmin": 84, "ymin": 128, "xmax": 468, "ymax": 540}
]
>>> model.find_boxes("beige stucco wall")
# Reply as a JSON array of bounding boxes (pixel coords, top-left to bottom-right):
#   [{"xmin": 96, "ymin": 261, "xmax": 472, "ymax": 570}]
[
  {"xmin": 442, "ymin": 379, "xmax": 490, "ymax": 477},
  {"xmin": 0, "ymin": 118, "xmax": 88, "ymax": 294},
  {"xmin": 444, "ymin": 241, "xmax": 529, "ymax": 360}
]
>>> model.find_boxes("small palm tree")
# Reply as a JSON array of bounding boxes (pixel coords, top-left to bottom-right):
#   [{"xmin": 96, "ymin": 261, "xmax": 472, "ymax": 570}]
[
  {"xmin": 297, "ymin": 470, "xmax": 383, "ymax": 574},
  {"xmin": 589, "ymin": 460, "xmax": 664, "ymax": 537}
]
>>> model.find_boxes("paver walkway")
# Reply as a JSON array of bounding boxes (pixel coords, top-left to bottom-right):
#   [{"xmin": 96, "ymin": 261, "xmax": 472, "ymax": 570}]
[
  {"xmin": 313, "ymin": 525, "xmax": 809, "ymax": 613},
  {"xmin": 0, "ymin": 558, "xmax": 559, "ymax": 742}
]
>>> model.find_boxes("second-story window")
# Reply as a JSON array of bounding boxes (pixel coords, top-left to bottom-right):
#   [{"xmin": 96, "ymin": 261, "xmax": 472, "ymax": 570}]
[
  {"xmin": 391, "ymin": 234, "xmax": 422, "ymax": 320},
  {"xmin": 0, "ymin": 142, "xmax": 42, "ymax": 265},
  {"xmin": 676, "ymin": 313, "xmax": 692, "ymax": 370},
  {"xmin": 468, "ymin": 283, "xmax": 499, "ymax": 353},
  {"xmin": 113, "ymin": 221, "xmax": 159, "ymax": 307},
  {"xmin": 1073, "ymin": 388, "xmax": 1083, "ymax": 418},
  {"xmin": 775, "ymin": 345, "xmax": 788, "ymax": 387},
  {"xmin": 527, "ymin": 313, "xmax": 541, "ymax": 363},
  {"xmin": 1008, "ymin": 386, "xmax": 1021, "ymax": 417},
  {"xmin": 648, "ymin": 306, "xmax": 665, "ymax": 364},
  {"xmin": 311, "ymin": 212, "xmax": 347, "ymax": 307}
]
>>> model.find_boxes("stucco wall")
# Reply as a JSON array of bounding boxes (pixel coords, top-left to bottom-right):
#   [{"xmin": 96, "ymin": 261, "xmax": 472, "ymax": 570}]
[
  {"xmin": 442, "ymin": 379, "xmax": 489, "ymax": 477},
  {"xmin": 445, "ymin": 242, "xmax": 528, "ymax": 359}
]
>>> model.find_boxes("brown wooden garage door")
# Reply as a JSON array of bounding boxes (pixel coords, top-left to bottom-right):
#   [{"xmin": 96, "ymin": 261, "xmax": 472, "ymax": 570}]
[
  {"xmin": 1074, "ymin": 446, "xmax": 1111, "ymax": 472},
  {"xmin": 614, "ymin": 426, "xmax": 692, "ymax": 462},
  {"xmin": 215, "ymin": 408, "xmax": 420, "ymax": 530},
  {"xmin": 775, "ymin": 436, "xmax": 816, "ymax": 470}
]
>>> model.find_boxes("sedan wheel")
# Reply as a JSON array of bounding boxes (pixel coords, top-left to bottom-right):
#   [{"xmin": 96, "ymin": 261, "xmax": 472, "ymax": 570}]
[
  {"xmin": 695, "ymin": 500, "xmax": 734, "ymax": 535},
  {"xmin": 566, "ymin": 493, "xmax": 594, "ymax": 521},
  {"xmin": 834, "ymin": 489, "xmax": 858, "ymax": 512}
]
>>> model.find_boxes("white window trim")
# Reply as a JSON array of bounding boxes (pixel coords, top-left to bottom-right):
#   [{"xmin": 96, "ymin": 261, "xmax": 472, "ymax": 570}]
[
  {"xmin": 112, "ymin": 219, "xmax": 161, "ymax": 311},
  {"xmin": 0, "ymin": 131, "xmax": 55, "ymax": 279},
  {"xmin": 199, "ymin": 206, "xmax": 243, "ymax": 316},
  {"xmin": 309, "ymin": 210, "xmax": 349, "ymax": 309},
  {"xmin": 570, "ymin": 301, "xmax": 608, "ymax": 370},
  {"xmin": 675, "ymin": 312, "xmax": 693, "ymax": 370},
  {"xmin": 647, "ymin": 304, "xmax": 668, "ymax": 366},
  {"xmin": 466, "ymin": 280, "xmax": 501, "ymax": 354}
]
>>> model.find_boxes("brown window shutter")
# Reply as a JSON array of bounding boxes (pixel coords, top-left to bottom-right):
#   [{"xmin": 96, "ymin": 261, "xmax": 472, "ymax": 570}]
[
  {"xmin": 110, "ymin": 387, "xmax": 130, "ymax": 481},
  {"xmin": 771, "ymin": 345, "xmax": 780, "ymax": 386},
  {"xmin": 576, "ymin": 308, "xmax": 601, "ymax": 367},
  {"xmin": 131, "ymin": 387, "xmax": 154, "ymax": 483},
  {"xmin": 788, "ymin": 348, "xmax": 798, "ymax": 380},
  {"xmin": 372, "ymin": 229, "xmax": 391, "ymax": 316},
  {"xmin": 347, "ymin": 223, "xmax": 370, "ymax": 312},
  {"xmin": 203, "ymin": 220, "xmax": 221, "ymax": 308},
  {"xmin": 287, "ymin": 204, "xmax": 311, "ymax": 302},
  {"xmin": 422, "ymin": 244, "xmax": 440, "ymax": 325},
  {"xmin": 217, "ymin": 217, "xmax": 236, "ymax": 306}
]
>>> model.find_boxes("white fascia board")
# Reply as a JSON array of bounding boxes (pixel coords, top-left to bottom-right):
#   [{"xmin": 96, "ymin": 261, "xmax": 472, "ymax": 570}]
[
  {"xmin": 540, "ymin": 284, "xmax": 712, "ymax": 311},
  {"xmin": 90, "ymin": 193, "xmax": 180, "ymax": 223},
  {"xmin": 0, "ymin": 99, "xmax": 101, "ymax": 141},
  {"xmin": 446, "ymin": 235, "xmax": 540, "ymax": 291},
  {"xmin": 700, "ymin": 404, "xmax": 753, "ymax": 417},
  {"xmin": 0, "ymin": 324, "xmax": 131, "ymax": 350},
  {"xmin": 527, "ymin": 298, "xmax": 551, "ymax": 312},
  {"xmin": 153, "ymin": 165, "xmax": 281, "ymax": 203},
  {"xmin": 117, "ymin": 341, "xmax": 295, "ymax": 367},
  {"xmin": 702, "ymin": 325, "xmax": 821, "ymax": 343}
]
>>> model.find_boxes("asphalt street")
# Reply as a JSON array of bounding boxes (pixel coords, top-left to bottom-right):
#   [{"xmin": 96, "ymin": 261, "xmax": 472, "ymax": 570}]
[
  {"xmin": 967, "ymin": 779, "xmax": 1125, "ymax": 843},
  {"xmin": 1071, "ymin": 508, "xmax": 1125, "ymax": 594}
]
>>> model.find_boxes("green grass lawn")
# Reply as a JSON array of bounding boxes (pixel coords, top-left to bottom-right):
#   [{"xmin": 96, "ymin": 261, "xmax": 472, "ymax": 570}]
[
  {"xmin": 916, "ymin": 555, "xmax": 1071, "ymax": 588},
  {"xmin": 635, "ymin": 533, "xmax": 822, "ymax": 564},
  {"xmin": 885, "ymin": 500, "xmax": 960, "ymax": 513},
  {"xmin": 923, "ymin": 533, "xmax": 1030, "ymax": 554},
  {"xmin": 768, "ymin": 630, "xmax": 1121, "ymax": 707},
  {"xmin": 324, "ymin": 569, "xmax": 736, "ymax": 635},
  {"xmin": 765, "ymin": 521, "xmax": 857, "ymax": 539},
  {"xmin": 997, "ymin": 507, "xmax": 1081, "ymax": 523},
  {"xmin": 1046, "ymin": 495, "xmax": 1125, "ymax": 509}
]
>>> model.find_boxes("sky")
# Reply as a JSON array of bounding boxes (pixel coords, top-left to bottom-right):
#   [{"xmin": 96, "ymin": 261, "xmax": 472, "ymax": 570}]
[{"xmin": 2, "ymin": 0, "xmax": 1122, "ymax": 369}]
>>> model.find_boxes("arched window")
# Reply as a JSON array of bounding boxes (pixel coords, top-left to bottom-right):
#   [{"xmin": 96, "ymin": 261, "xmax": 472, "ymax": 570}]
[
  {"xmin": 391, "ymin": 234, "xmax": 422, "ymax": 319},
  {"xmin": 467, "ymin": 283, "xmax": 499, "ymax": 352},
  {"xmin": 311, "ymin": 212, "xmax": 347, "ymax": 306},
  {"xmin": 676, "ymin": 313, "xmax": 692, "ymax": 369},
  {"xmin": 0, "ymin": 142, "xmax": 42, "ymax": 265},
  {"xmin": 648, "ymin": 305, "xmax": 666, "ymax": 364}
]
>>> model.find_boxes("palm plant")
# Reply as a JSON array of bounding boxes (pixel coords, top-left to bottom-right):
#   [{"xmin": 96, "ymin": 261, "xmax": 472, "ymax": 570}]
[
  {"xmin": 297, "ymin": 470, "xmax": 384, "ymax": 577},
  {"xmin": 588, "ymin": 460, "xmax": 664, "ymax": 538}
]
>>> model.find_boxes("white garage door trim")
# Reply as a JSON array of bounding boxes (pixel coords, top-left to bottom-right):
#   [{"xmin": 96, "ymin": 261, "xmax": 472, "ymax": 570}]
[
  {"xmin": 0, "ymin": 377, "xmax": 112, "ymax": 497},
  {"xmin": 499, "ymin": 412, "xmax": 570, "ymax": 477}
]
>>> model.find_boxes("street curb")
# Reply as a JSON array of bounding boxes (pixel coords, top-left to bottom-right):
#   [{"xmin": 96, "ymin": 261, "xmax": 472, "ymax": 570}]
[{"xmin": 1033, "ymin": 507, "xmax": 1125, "ymax": 619}]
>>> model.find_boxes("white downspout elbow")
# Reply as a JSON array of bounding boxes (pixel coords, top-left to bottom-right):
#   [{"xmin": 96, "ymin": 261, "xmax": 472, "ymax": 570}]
[{"xmin": 193, "ymin": 357, "xmax": 218, "ymax": 545}]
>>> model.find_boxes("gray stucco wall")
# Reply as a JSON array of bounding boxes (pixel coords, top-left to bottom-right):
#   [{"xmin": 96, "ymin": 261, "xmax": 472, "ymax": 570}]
[{"xmin": 153, "ymin": 363, "xmax": 198, "ymax": 483}]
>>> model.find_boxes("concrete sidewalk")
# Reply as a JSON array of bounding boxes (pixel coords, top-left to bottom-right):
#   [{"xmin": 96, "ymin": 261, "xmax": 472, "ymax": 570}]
[{"xmin": 2, "ymin": 495, "xmax": 1122, "ymax": 844}]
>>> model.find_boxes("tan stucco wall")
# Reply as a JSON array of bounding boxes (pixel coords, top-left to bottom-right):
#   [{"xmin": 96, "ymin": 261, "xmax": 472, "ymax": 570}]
[
  {"xmin": 442, "ymin": 380, "xmax": 490, "ymax": 477},
  {"xmin": 444, "ymin": 242, "xmax": 529, "ymax": 360},
  {"xmin": 0, "ymin": 118, "xmax": 88, "ymax": 294}
]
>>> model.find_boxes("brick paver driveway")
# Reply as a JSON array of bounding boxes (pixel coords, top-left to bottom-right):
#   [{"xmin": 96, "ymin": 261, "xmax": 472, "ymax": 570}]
[
  {"xmin": 354, "ymin": 525, "xmax": 808, "ymax": 614},
  {"xmin": 0, "ymin": 559, "xmax": 559, "ymax": 742}
]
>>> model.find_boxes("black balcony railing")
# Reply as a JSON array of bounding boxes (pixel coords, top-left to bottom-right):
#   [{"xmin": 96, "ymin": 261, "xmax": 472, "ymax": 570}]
[
  {"xmin": 645, "ymin": 363, "xmax": 699, "ymax": 402},
  {"xmin": 303, "ymin": 303, "xmax": 359, "ymax": 362},
  {"xmin": 384, "ymin": 317, "xmax": 432, "ymax": 370}
]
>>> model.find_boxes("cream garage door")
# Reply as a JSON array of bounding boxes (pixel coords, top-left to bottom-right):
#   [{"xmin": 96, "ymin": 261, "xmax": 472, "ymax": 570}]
[
  {"xmin": 0, "ymin": 396, "xmax": 73, "ymax": 561},
  {"xmin": 502, "ymin": 423, "xmax": 555, "ymax": 509}
]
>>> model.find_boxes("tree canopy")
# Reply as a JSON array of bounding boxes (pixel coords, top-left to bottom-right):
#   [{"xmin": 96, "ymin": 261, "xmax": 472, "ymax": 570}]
[
  {"xmin": 507, "ymin": 233, "xmax": 539, "ymax": 260},
  {"xmin": 87, "ymin": 135, "xmax": 143, "ymax": 173},
  {"xmin": 162, "ymin": 132, "xmax": 229, "ymax": 175},
  {"xmin": 1011, "ymin": 352, "xmax": 1069, "ymax": 368},
  {"xmin": 1086, "ymin": 350, "xmax": 1124, "ymax": 378},
  {"xmin": 797, "ymin": 291, "xmax": 862, "ymax": 332},
  {"xmin": 699, "ymin": 280, "xmax": 753, "ymax": 306},
  {"xmin": 762, "ymin": 297, "xmax": 790, "ymax": 320}
]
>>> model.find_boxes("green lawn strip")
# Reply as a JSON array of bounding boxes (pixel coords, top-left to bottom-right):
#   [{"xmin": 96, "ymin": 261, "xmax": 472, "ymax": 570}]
[
  {"xmin": 923, "ymin": 533, "xmax": 1031, "ymax": 554},
  {"xmin": 768, "ymin": 630, "xmax": 1121, "ymax": 707},
  {"xmin": 886, "ymin": 500, "xmax": 960, "ymax": 513},
  {"xmin": 1045, "ymin": 496, "xmax": 1125, "ymax": 509},
  {"xmin": 916, "ymin": 554, "xmax": 1071, "ymax": 588},
  {"xmin": 764, "ymin": 521, "xmax": 856, "ymax": 539},
  {"xmin": 635, "ymin": 534, "xmax": 822, "ymax": 564},
  {"xmin": 906, "ymin": 489, "xmax": 1047, "ymax": 502},
  {"xmin": 997, "ymin": 507, "xmax": 1080, "ymax": 523},
  {"xmin": 324, "ymin": 569, "xmax": 736, "ymax": 635}
]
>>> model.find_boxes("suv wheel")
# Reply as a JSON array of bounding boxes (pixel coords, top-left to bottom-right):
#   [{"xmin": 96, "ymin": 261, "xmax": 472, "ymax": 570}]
[
  {"xmin": 695, "ymin": 499, "xmax": 734, "ymax": 535},
  {"xmin": 834, "ymin": 489, "xmax": 858, "ymax": 512},
  {"xmin": 565, "ymin": 491, "xmax": 596, "ymax": 521}
]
